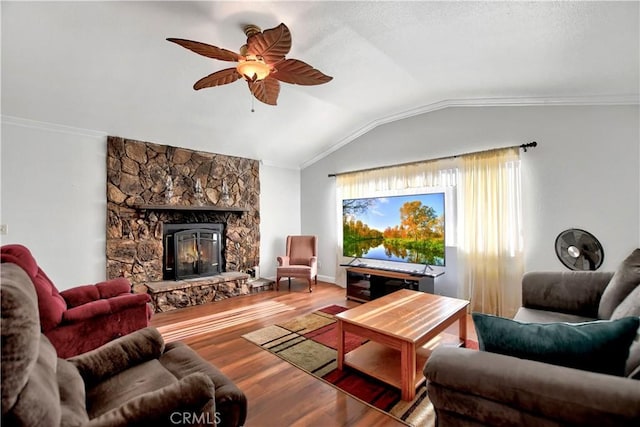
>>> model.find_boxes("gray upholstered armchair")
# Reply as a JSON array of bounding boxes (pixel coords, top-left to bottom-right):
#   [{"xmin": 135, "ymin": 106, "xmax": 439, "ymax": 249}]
[
  {"xmin": 1, "ymin": 263, "xmax": 247, "ymax": 427},
  {"xmin": 276, "ymin": 235, "xmax": 318, "ymax": 292},
  {"xmin": 424, "ymin": 249, "xmax": 640, "ymax": 427}
]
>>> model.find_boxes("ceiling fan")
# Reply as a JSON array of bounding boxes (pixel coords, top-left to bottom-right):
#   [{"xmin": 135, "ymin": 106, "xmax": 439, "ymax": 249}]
[{"xmin": 167, "ymin": 23, "xmax": 333, "ymax": 106}]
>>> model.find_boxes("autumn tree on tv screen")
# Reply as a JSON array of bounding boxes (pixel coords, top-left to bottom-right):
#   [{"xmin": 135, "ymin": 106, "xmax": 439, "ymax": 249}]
[{"xmin": 342, "ymin": 193, "xmax": 445, "ymax": 266}]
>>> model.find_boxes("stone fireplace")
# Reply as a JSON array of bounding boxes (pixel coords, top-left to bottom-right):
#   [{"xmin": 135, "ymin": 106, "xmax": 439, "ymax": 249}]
[{"xmin": 106, "ymin": 136, "xmax": 261, "ymax": 310}]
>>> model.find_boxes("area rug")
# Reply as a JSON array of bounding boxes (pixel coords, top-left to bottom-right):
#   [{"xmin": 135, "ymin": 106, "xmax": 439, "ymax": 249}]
[{"xmin": 242, "ymin": 305, "xmax": 478, "ymax": 426}]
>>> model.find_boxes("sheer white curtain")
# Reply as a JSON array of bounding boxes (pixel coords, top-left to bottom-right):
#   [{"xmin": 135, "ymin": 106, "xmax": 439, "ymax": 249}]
[
  {"xmin": 334, "ymin": 147, "xmax": 523, "ymax": 318},
  {"xmin": 458, "ymin": 147, "xmax": 524, "ymax": 317}
]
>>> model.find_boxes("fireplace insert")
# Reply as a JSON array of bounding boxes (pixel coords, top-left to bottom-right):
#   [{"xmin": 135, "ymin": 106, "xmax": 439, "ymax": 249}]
[{"xmin": 163, "ymin": 223, "xmax": 224, "ymax": 280}]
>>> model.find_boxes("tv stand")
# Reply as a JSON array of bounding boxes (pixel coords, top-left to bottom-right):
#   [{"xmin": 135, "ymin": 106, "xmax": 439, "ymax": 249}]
[{"xmin": 343, "ymin": 265, "xmax": 444, "ymax": 303}]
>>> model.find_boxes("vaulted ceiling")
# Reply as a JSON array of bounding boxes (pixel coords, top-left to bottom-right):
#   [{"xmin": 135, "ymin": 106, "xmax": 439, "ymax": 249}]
[{"xmin": 2, "ymin": 1, "xmax": 638, "ymax": 169}]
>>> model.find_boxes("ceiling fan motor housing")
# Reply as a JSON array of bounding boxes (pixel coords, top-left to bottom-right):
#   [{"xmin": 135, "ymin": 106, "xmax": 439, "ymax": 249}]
[{"xmin": 243, "ymin": 24, "xmax": 262, "ymax": 38}]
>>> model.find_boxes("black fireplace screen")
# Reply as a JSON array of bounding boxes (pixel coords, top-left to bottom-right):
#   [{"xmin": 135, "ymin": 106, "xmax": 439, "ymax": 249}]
[{"xmin": 163, "ymin": 223, "xmax": 223, "ymax": 280}]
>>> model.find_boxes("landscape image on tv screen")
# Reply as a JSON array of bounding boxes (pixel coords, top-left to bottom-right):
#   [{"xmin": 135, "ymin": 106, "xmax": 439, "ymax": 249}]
[{"xmin": 342, "ymin": 193, "xmax": 445, "ymax": 266}]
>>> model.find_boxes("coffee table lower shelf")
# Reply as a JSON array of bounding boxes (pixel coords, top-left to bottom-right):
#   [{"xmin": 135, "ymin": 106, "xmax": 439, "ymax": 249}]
[{"xmin": 343, "ymin": 333, "xmax": 464, "ymax": 393}]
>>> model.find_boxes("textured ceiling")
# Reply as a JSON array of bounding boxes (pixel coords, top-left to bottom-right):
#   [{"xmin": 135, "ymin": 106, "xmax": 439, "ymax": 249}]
[{"xmin": 2, "ymin": 1, "xmax": 638, "ymax": 168}]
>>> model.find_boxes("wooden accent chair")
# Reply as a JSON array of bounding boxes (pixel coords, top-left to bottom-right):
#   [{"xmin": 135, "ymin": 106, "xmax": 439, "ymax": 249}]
[{"xmin": 276, "ymin": 235, "xmax": 318, "ymax": 292}]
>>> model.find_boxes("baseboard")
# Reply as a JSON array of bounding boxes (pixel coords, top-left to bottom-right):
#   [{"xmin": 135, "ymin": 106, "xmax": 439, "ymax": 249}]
[
  {"xmin": 264, "ymin": 275, "xmax": 340, "ymax": 287},
  {"xmin": 318, "ymin": 274, "xmax": 338, "ymax": 285}
]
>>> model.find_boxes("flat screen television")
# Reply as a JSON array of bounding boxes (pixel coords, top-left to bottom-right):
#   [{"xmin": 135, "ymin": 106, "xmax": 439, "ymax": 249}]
[{"xmin": 342, "ymin": 193, "xmax": 445, "ymax": 266}]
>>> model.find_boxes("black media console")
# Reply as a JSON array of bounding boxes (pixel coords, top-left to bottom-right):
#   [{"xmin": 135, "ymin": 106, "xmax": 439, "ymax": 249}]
[{"xmin": 343, "ymin": 265, "xmax": 444, "ymax": 303}]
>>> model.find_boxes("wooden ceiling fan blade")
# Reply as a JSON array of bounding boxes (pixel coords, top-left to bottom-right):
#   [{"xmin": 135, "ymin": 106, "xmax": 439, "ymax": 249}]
[
  {"xmin": 167, "ymin": 38, "xmax": 240, "ymax": 62},
  {"xmin": 246, "ymin": 23, "xmax": 291, "ymax": 65},
  {"xmin": 194, "ymin": 68, "xmax": 241, "ymax": 90},
  {"xmin": 248, "ymin": 78, "xmax": 280, "ymax": 105},
  {"xmin": 271, "ymin": 59, "xmax": 333, "ymax": 86}
]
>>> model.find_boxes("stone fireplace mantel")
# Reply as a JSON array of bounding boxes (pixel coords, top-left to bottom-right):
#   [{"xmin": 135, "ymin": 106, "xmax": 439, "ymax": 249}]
[{"xmin": 133, "ymin": 204, "xmax": 249, "ymax": 213}]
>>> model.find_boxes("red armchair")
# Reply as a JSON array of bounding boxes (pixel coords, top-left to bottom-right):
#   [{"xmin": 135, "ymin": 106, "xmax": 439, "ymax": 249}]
[{"xmin": 1, "ymin": 244, "xmax": 152, "ymax": 358}]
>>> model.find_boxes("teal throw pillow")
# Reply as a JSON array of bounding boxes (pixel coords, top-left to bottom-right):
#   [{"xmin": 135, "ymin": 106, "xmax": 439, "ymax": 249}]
[{"xmin": 472, "ymin": 313, "xmax": 639, "ymax": 376}]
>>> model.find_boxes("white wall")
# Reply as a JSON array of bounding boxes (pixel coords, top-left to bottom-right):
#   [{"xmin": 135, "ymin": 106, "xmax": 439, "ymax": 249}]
[
  {"xmin": 259, "ymin": 163, "xmax": 301, "ymax": 280},
  {"xmin": 1, "ymin": 118, "xmax": 107, "ymax": 287},
  {"xmin": 301, "ymin": 105, "xmax": 640, "ymax": 297},
  {"xmin": 1, "ymin": 117, "xmax": 301, "ymax": 289},
  {"xmin": 3, "ymin": 106, "xmax": 638, "ymax": 293},
  {"xmin": 520, "ymin": 106, "xmax": 640, "ymax": 270}
]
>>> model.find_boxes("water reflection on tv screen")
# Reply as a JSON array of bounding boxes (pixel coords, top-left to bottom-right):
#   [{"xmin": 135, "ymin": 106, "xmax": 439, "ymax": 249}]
[{"xmin": 342, "ymin": 193, "xmax": 445, "ymax": 266}]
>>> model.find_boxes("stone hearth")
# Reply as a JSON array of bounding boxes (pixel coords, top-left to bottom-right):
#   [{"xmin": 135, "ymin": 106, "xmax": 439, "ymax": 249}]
[
  {"xmin": 146, "ymin": 272, "xmax": 250, "ymax": 313},
  {"xmin": 105, "ymin": 136, "xmax": 260, "ymax": 306}
]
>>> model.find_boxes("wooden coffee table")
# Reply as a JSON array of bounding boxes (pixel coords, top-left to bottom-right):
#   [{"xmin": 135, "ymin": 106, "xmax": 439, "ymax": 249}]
[{"xmin": 336, "ymin": 289, "xmax": 469, "ymax": 401}]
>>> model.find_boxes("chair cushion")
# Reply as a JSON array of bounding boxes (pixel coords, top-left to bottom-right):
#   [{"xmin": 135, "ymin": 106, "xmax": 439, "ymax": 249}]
[
  {"xmin": 277, "ymin": 265, "xmax": 312, "ymax": 278},
  {"xmin": 611, "ymin": 284, "xmax": 640, "ymax": 319},
  {"xmin": 288, "ymin": 236, "xmax": 316, "ymax": 265},
  {"xmin": 88, "ymin": 373, "xmax": 215, "ymax": 426},
  {"xmin": 514, "ymin": 307, "xmax": 596, "ymax": 324},
  {"xmin": 6, "ymin": 335, "xmax": 62, "ymax": 426},
  {"xmin": 62, "ymin": 299, "xmax": 112, "ymax": 322},
  {"xmin": 57, "ymin": 359, "xmax": 90, "ymax": 426},
  {"xmin": 160, "ymin": 341, "xmax": 248, "ymax": 427},
  {"xmin": 473, "ymin": 313, "xmax": 639, "ymax": 376},
  {"xmin": 2, "ymin": 263, "xmax": 87, "ymax": 426},
  {"xmin": 160, "ymin": 341, "xmax": 244, "ymax": 401},
  {"xmin": 59, "ymin": 278, "xmax": 132, "ymax": 307},
  {"xmin": 60, "ymin": 284, "xmax": 102, "ymax": 307},
  {"xmin": 96, "ymin": 278, "xmax": 133, "ymax": 298},
  {"xmin": 85, "ymin": 359, "xmax": 177, "ymax": 418},
  {"xmin": 1, "ymin": 244, "xmax": 67, "ymax": 331},
  {"xmin": 609, "ymin": 286, "xmax": 640, "ymax": 378},
  {"xmin": 598, "ymin": 248, "xmax": 640, "ymax": 319},
  {"xmin": 68, "ymin": 327, "xmax": 165, "ymax": 387},
  {"xmin": 1, "ymin": 264, "xmax": 50, "ymax": 417}
]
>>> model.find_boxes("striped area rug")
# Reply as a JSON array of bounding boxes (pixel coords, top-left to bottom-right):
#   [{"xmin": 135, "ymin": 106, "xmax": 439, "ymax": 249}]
[
  {"xmin": 242, "ymin": 305, "xmax": 438, "ymax": 427},
  {"xmin": 157, "ymin": 300, "xmax": 296, "ymax": 342}
]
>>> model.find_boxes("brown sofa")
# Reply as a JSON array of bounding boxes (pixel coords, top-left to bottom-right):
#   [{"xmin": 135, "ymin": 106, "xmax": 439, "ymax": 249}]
[
  {"xmin": 1, "ymin": 263, "xmax": 247, "ymax": 427},
  {"xmin": 424, "ymin": 249, "xmax": 640, "ymax": 426}
]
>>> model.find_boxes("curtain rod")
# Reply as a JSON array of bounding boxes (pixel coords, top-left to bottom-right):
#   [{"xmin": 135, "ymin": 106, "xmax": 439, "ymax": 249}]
[{"xmin": 327, "ymin": 141, "xmax": 537, "ymax": 178}]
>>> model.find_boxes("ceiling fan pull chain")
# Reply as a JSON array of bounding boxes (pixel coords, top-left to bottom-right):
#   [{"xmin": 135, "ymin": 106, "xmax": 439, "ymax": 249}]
[{"xmin": 251, "ymin": 94, "xmax": 255, "ymax": 113}]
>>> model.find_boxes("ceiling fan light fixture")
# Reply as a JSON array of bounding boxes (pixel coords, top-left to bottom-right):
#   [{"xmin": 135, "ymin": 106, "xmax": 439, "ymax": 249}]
[
  {"xmin": 236, "ymin": 56, "xmax": 270, "ymax": 81},
  {"xmin": 168, "ymin": 22, "xmax": 332, "ymax": 105}
]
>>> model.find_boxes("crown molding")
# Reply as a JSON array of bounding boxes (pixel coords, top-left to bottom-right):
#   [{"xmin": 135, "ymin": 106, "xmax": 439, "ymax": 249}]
[
  {"xmin": 299, "ymin": 94, "xmax": 640, "ymax": 169},
  {"xmin": 1, "ymin": 115, "xmax": 107, "ymax": 138},
  {"xmin": 0, "ymin": 114, "xmax": 295, "ymax": 171},
  {"xmin": 259, "ymin": 159, "xmax": 301, "ymax": 171},
  {"xmin": 3, "ymin": 93, "xmax": 638, "ymax": 171}
]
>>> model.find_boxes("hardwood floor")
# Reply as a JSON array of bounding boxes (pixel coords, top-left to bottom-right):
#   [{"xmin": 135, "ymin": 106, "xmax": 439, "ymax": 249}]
[{"xmin": 151, "ymin": 280, "xmax": 475, "ymax": 427}]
